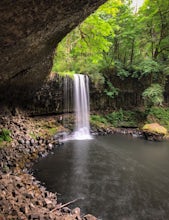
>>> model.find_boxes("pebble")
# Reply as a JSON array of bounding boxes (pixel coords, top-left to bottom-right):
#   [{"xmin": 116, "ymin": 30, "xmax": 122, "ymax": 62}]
[
  {"xmin": 25, "ymin": 140, "xmax": 30, "ymax": 146},
  {"xmin": 48, "ymin": 143, "xmax": 53, "ymax": 150},
  {"xmin": 18, "ymin": 139, "xmax": 25, "ymax": 144},
  {"xmin": 83, "ymin": 214, "xmax": 97, "ymax": 220},
  {"xmin": 30, "ymin": 139, "xmax": 35, "ymax": 146},
  {"xmin": 72, "ymin": 207, "xmax": 81, "ymax": 215},
  {"xmin": 91, "ymin": 126, "xmax": 143, "ymax": 137},
  {"xmin": 0, "ymin": 114, "xmax": 98, "ymax": 220}
]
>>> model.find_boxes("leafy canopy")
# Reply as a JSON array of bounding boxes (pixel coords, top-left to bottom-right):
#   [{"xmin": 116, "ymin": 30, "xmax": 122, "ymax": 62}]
[{"xmin": 52, "ymin": 0, "xmax": 169, "ymax": 104}]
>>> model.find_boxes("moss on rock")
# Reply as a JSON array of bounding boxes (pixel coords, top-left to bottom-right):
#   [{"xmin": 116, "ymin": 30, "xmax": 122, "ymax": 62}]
[{"xmin": 143, "ymin": 123, "xmax": 167, "ymax": 135}]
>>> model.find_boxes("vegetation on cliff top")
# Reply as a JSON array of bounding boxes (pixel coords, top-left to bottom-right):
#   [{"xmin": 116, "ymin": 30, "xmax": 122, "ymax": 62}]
[
  {"xmin": 52, "ymin": 0, "xmax": 169, "ymax": 131},
  {"xmin": 53, "ymin": 0, "xmax": 169, "ymax": 94}
]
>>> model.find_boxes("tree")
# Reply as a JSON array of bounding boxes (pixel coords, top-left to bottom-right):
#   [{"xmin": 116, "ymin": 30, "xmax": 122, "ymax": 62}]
[
  {"xmin": 52, "ymin": 0, "xmax": 123, "ymax": 80},
  {"xmin": 52, "ymin": 0, "xmax": 169, "ymax": 104},
  {"xmin": 138, "ymin": 0, "xmax": 169, "ymax": 61}
]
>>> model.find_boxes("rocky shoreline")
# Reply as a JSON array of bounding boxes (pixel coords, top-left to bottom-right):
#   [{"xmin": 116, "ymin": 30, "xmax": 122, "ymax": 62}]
[
  {"xmin": 1, "ymin": 112, "xmax": 167, "ymax": 220},
  {"xmin": 91, "ymin": 126, "xmax": 143, "ymax": 137},
  {"xmin": 0, "ymin": 113, "xmax": 97, "ymax": 220},
  {"xmin": 90, "ymin": 122, "xmax": 169, "ymax": 141}
]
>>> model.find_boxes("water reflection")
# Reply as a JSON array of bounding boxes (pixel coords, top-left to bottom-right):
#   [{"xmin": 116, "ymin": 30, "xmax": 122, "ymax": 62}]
[
  {"xmin": 68, "ymin": 140, "xmax": 90, "ymax": 201},
  {"xmin": 33, "ymin": 135, "xmax": 169, "ymax": 220}
]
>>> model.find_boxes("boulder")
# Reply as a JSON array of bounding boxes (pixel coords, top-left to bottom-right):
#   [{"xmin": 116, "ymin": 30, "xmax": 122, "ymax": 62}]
[{"xmin": 142, "ymin": 123, "xmax": 167, "ymax": 141}]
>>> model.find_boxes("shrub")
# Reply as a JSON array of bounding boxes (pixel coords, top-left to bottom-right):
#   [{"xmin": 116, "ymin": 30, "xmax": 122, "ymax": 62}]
[
  {"xmin": 106, "ymin": 109, "xmax": 124, "ymax": 127},
  {"xmin": 90, "ymin": 115, "xmax": 108, "ymax": 125},
  {"xmin": 137, "ymin": 59, "xmax": 161, "ymax": 78},
  {"xmin": 106, "ymin": 109, "xmax": 139, "ymax": 127},
  {"xmin": 104, "ymin": 81, "xmax": 119, "ymax": 98},
  {"xmin": 142, "ymin": 83, "xmax": 164, "ymax": 107},
  {"xmin": 147, "ymin": 107, "xmax": 169, "ymax": 130},
  {"xmin": 0, "ymin": 128, "xmax": 12, "ymax": 142},
  {"xmin": 91, "ymin": 110, "xmax": 145, "ymax": 128}
]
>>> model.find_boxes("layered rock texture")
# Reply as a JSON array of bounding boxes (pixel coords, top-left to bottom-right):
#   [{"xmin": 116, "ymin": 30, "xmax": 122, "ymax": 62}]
[
  {"xmin": 0, "ymin": 0, "xmax": 106, "ymax": 105},
  {"xmin": 24, "ymin": 73, "xmax": 169, "ymax": 116}
]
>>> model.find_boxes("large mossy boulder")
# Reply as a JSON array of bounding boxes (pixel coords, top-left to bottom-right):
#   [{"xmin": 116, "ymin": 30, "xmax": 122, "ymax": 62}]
[{"xmin": 142, "ymin": 123, "xmax": 167, "ymax": 141}]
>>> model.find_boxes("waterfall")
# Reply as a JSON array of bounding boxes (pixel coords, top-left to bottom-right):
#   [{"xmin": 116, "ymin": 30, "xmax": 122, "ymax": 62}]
[
  {"xmin": 63, "ymin": 75, "xmax": 73, "ymax": 130},
  {"xmin": 73, "ymin": 74, "xmax": 92, "ymax": 140},
  {"xmin": 61, "ymin": 74, "xmax": 92, "ymax": 141}
]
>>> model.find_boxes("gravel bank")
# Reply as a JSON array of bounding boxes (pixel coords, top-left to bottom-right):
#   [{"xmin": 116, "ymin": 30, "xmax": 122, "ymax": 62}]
[{"xmin": 0, "ymin": 113, "xmax": 97, "ymax": 220}]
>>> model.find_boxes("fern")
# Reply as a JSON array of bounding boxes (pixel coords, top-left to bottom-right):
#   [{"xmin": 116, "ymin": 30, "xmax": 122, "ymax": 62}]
[
  {"xmin": 104, "ymin": 81, "xmax": 119, "ymax": 98},
  {"xmin": 142, "ymin": 83, "xmax": 164, "ymax": 107}
]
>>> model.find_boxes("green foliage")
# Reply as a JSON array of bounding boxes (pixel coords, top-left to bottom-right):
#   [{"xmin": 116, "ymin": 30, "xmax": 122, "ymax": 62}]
[
  {"xmin": 91, "ymin": 72, "xmax": 105, "ymax": 88},
  {"xmin": 53, "ymin": 0, "xmax": 169, "ymax": 76},
  {"xmin": 52, "ymin": 0, "xmax": 123, "ymax": 78},
  {"xmin": 106, "ymin": 109, "xmax": 124, "ymax": 127},
  {"xmin": 132, "ymin": 59, "xmax": 161, "ymax": 81},
  {"xmin": 57, "ymin": 71, "xmax": 75, "ymax": 78},
  {"xmin": 147, "ymin": 107, "xmax": 169, "ymax": 130},
  {"xmin": 139, "ymin": 60, "xmax": 160, "ymax": 76},
  {"xmin": 104, "ymin": 81, "xmax": 119, "ymax": 98},
  {"xmin": 114, "ymin": 61, "xmax": 130, "ymax": 78},
  {"xmin": 142, "ymin": 84, "xmax": 164, "ymax": 107},
  {"xmin": 91, "ymin": 110, "xmax": 145, "ymax": 128},
  {"xmin": 90, "ymin": 114, "xmax": 109, "ymax": 129},
  {"xmin": 52, "ymin": 0, "xmax": 169, "ymax": 112},
  {"xmin": 47, "ymin": 128, "xmax": 58, "ymax": 136},
  {"xmin": 29, "ymin": 131, "xmax": 37, "ymax": 140},
  {"xmin": 90, "ymin": 115, "xmax": 108, "ymax": 125},
  {"xmin": 0, "ymin": 129, "xmax": 12, "ymax": 142},
  {"xmin": 138, "ymin": 0, "xmax": 169, "ymax": 61},
  {"xmin": 106, "ymin": 109, "xmax": 138, "ymax": 127},
  {"xmin": 149, "ymin": 107, "xmax": 169, "ymax": 121}
]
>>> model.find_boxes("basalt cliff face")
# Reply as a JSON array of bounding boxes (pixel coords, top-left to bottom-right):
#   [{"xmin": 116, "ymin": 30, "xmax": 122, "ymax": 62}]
[
  {"xmin": 26, "ymin": 73, "xmax": 169, "ymax": 116},
  {"xmin": 0, "ymin": 0, "xmax": 106, "ymax": 106}
]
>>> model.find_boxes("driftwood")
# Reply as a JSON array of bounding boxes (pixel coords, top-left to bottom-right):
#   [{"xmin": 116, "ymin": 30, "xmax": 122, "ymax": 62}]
[{"xmin": 50, "ymin": 198, "xmax": 82, "ymax": 213}]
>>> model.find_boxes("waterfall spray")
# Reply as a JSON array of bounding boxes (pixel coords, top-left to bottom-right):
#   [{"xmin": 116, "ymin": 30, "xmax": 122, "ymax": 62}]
[
  {"xmin": 73, "ymin": 74, "xmax": 92, "ymax": 140},
  {"xmin": 62, "ymin": 74, "xmax": 92, "ymax": 140}
]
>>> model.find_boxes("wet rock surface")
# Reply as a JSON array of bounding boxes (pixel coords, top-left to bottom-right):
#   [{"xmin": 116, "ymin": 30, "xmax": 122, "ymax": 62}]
[
  {"xmin": 0, "ymin": 0, "xmax": 106, "ymax": 105},
  {"xmin": 91, "ymin": 125, "xmax": 143, "ymax": 138},
  {"xmin": 142, "ymin": 123, "xmax": 167, "ymax": 141},
  {"xmin": 143, "ymin": 132, "xmax": 165, "ymax": 141},
  {"xmin": 0, "ymin": 112, "xmax": 97, "ymax": 220}
]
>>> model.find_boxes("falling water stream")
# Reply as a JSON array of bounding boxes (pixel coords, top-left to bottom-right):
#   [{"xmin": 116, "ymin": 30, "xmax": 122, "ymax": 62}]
[
  {"xmin": 63, "ymin": 74, "xmax": 92, "ymax": 140},
  {"xmin": 33, "ymin": 74, "xmax": 169, "ymax": 220},
  {"xmin": 73, "ymin": 74, "xmax": 92, "ymax": 140}
]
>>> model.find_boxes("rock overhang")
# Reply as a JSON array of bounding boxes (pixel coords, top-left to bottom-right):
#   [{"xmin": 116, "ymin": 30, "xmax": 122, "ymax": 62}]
[{"xmin": 0, "ymin": 0, "xmax": 106, "ymax": 105}]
